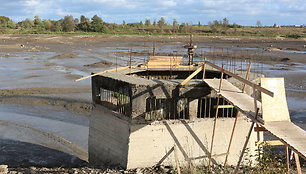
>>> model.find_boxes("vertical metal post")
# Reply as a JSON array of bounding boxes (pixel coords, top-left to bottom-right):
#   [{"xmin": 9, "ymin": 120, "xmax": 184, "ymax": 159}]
[
  {"xmin": 242, "ymin": 60, "xmax": 252, "ymax": 93},
  {"xmin": 129, "ymin": 49, "xmax": 132, "ymax": 74}
]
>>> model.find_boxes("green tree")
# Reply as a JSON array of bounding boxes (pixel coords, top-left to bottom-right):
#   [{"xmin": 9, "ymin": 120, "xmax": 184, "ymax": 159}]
[
  {"xmin": 145, "ymin": 19, "xmax": 151, "ymax": 26},
  {"xmin": 223, "ymin": 18, "xmax": 229, "ymax": 27},
  {"xmin": 77, "ymin": 15, "xmax": 90, "ymax": 32},
  {"xmin": 90, "ymin": 15, "xmax": 106, "ymax": 32},
  {"xmin": 51, "ymin": 19, "xmax": 63, "ymax": 32},
  {"xmin": 33, "ymin": 16, "xmax": 42, "ymax": 26},
  {"xmin": 157, "ymin": 17, "xmax": 166, "ymax": 29},
  {"xmin": 153, "ymin": 19, "xmax": 156, "ymax": 26},
  {"xmin": 0, "ymin": 16, "xmax": 10, "ymax": 27},
  {"xmin": 19, "ymin": 18, "xmax": 34, "ymax": 28},
  {"xmin": 42, "ymin": 19, "xmax": 52, "ymax": 30},
  {"xmin": 172, "ymin": 19, "xmax": 178, "ymax": 27},
  {"xmin": 209, "ymin": 20, "xmax": 222, "ymax": 33},
  {"xmin": 62, "ymin": 15, "xmax": 75, "ymax": 32}
]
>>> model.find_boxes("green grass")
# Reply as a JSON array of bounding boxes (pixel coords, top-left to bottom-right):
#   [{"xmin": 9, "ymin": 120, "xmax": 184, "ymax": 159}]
[{"xmin": 1, "ymin": 26, "xmax": 305, "ymax": 38}]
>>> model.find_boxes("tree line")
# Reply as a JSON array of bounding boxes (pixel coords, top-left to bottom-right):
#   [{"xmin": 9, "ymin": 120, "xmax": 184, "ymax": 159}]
[
  {"xmin": 0, "ymin": 15, "xmax": 304, "ymax": 38},
  {"xmin": 0, "ymin": 15, "xmax": 242, "ymax": 33}
]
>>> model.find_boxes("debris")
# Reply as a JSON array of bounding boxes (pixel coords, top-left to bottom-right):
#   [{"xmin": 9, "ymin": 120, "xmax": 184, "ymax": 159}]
[{"xmin": 0, "ymin": 165, "xmax": 8, "ymax": 174}]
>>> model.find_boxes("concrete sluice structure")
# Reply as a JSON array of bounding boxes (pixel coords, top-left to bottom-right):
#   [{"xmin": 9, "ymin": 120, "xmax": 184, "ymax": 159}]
[{"xmin": 88, "ymin": 63, "xmax": 261, "ymax": 169}]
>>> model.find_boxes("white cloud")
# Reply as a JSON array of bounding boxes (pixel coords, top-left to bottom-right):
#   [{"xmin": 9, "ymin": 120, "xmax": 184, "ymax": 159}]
[
  {"xmin": 161, "ymin": 0, "xmax": 177, "ymax": 7},
  {"xmin": 1, "ymin": 0, "xmax": 305, "ymax": 25}
]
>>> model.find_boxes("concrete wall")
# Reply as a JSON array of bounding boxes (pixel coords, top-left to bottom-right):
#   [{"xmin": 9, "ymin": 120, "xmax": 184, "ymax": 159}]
[
  {"xmin": 127, "ymin": 116, "xmax": 259, "ymax": 169},
  {"xmin": 88, "ymin": 105, "xmax": 131, "ymax": 168}
]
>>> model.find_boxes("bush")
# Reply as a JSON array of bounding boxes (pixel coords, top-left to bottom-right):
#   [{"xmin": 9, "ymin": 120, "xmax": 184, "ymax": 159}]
[{"xmin": 286, "ymin": 34, "xmax": 302, "ymax": 39}]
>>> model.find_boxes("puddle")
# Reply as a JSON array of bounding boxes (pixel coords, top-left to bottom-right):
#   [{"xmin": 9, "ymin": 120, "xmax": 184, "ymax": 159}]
[{"xmin": 283, "ymin": 50, "xmax": 306, "ymax": 54}]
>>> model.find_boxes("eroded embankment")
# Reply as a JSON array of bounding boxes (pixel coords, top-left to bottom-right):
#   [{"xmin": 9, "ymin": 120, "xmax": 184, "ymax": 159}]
[{"xmin": 0, "ymin": 88, "xmax": 93, "ymax": 115}]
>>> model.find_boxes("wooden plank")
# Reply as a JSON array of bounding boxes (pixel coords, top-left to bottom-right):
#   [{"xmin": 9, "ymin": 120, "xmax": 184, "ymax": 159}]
[
  {"xmin": 256, "ymin": 140, "xmax": 284, "ymax": 146},
  {"xmin": 286, "ymin": 146, "xmax": 290, "ymax": 174},
  {"xmin": 208, "ymin": 94, "xmax": 221, "ymax": 170},
  {"xmin": 234, "ymin": 108, "xmax": 259, "ymax": 174},
  {"xmin": 224, "ymin": 113, "xmax": 239, "ymax": 167},
  {"xmin": 261, "ymin": 78, "xmax": 291, "ymax": 122},
  {"xmin": 294, "ymin": 152, "xmax": 302, "ymax": 174},
  {"xmin": 205, "ymin": 61, "xmax": 274, "ymax": 97},
  {"xmin": 211, "ymin": 153, "xmax": 227, "ymax": 158},
  {"xmin": 264, "ymin": 121, "xmax": 306, "ymax": 160},
  {"xmin": 214, "ymin": 105, "xmax": 234, "ymax": 109},
  {"xmin": 204, "ymin": 79, "xmax": 262, "ymax": 121},
  {"xmin": 75, "ymin": 66, "xmax": 130, "ymax": 82},
  {"xmin": 155, "ymin": 147, "xmax": 174, "ymax": 166},
  {"xmin": 254, "ymin": 127, "xmax": 267, "ymax": 132},
  {"xmin": 180, "ymin": 65, "xmax": 203, "ymax": 86}
]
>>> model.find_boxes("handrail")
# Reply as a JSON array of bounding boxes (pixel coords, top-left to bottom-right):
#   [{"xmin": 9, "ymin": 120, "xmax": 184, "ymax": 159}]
[{"xmin": 204, "ymin": 61, "xmax": 274, "ymax": 97}]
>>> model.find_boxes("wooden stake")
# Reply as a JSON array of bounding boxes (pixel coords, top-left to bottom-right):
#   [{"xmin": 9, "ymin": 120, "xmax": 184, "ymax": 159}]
[
  {"xmin": 180, "ymin": 65, "xmax": 203, "ymax": 86},
  {"xmin": 204, "ymin": 61, "xmax": 273, "ymax": 97},
  {"xmin": 253, "ymin": 85, "xmax": 258, "ymax": 114},
  {"xmin": 208, "ymin": 95, "xmax": 221, "ymax": 170},
  {"xmin": 294, "ymin": 152, "xmax": 302, "ymax": 174},
  {"xmin": 242, "ymin": 60, "xmax": 252, "ymax": 93},
  {"xmin": 202, "ymin": 58, "xmax": 207, "ymax": 80},
  {"xmin": 286, "ymin": 146, "xmax": 290, "ymax": 174},
  {"xmin": 218, "ymin": 65, "xmax": 225, "ymax": 93},
  {"xmin": 224, "ymin": 111, "xmax": 239, "ymax": 167},
  {"xmin": 174, "ymin": 145, "xmax": 181, "ymax": 174},
  {"xmin": 234, "ymin": 108, "xmax": 259, "ymax": 174},
  {"xmin": 75, "ymin": 66, "xmax": 130, "ymax": 82}
]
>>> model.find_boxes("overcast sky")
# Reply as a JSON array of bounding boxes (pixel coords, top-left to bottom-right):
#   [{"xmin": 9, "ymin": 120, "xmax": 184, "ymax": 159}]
[{"xmin": 1, "ymin": 0, "xmax": 305, "ymax": 26}]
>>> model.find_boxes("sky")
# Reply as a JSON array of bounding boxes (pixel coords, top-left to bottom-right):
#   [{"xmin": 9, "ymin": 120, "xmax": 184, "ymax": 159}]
[{"xmin": 0, "ymin": 0, "xmax": 305, "ymax": 26}]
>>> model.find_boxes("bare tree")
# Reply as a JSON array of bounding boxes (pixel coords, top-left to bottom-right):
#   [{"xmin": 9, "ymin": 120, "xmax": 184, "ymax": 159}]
[{"xmin": 256, "ymin": 20, "xmax": 262, "ymax": 27}]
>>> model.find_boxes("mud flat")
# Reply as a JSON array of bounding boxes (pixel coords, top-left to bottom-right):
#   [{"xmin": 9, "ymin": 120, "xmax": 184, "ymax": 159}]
[{"xmin": 0, "ymin": 35, "xmax": 305, "ymax": 171}]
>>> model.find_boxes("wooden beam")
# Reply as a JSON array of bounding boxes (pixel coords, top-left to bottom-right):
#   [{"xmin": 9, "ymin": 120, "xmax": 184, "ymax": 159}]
[
  {"xmin": 294, "ymin": 152, "xmax": 302, "ymax": 174},
  {"xmin": 218, "ymin": 65, "xmax": 225, "ymax": 93},
  {"xmin": 254, "ymin": 127, "xmax": 267, "ymax": 132},
  {"xmin": 234, "ymin": 108, "xmax": 259, "ymax": 174},
  {"xmin": 155, "ymin": 147, "xmax": 175, "ymax": 166},
  {"xmin": 214, "ymin": 105, "xmax": 234, "ymax": 109},
  {"xmin": 224, "ymin": 112, "xmax": 239, "ymax": 167},
  {"xmin": 211, "ymin": 153, "xmax": 227, "ymax": 158},
  {"xmin": 75, "ymin": 66, "xmax": 130, "ymax": 82},
  {"xmin": 208, "ymin": 95, "xmax": 221, "ymax": 170},
  {"xmin": 256, "ymin": 140, "xmax": 284, "ymax": 146},
  {"xmin": 180, "ymin": 65, "xmax": 203, "ymax": 86},
  {"xmin": 205, "ymin": 61, "xmax": 274, "ymax": 97},
  {"xmin": 202, "ymin": 62, "xmax": 206, "ymax": 80},
  {"xmin": 286, "ymin": 146, "xmax": 290, "ymax": 174}
]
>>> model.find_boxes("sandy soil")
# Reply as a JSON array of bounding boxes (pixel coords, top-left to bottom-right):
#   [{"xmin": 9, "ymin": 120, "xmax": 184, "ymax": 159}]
[{"xmin": 0, "ymin": 34, "xmax": 305, "ymax": 172}]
